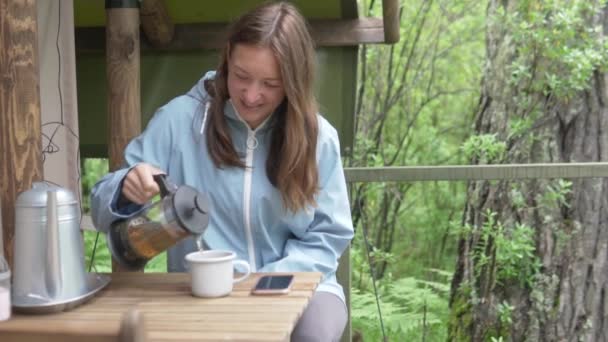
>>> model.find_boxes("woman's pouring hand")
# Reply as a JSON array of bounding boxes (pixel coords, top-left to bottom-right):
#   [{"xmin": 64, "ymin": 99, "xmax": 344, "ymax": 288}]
[{"xmin": 122, "ymin": 163, "xmax": 165, "ymax": 205}]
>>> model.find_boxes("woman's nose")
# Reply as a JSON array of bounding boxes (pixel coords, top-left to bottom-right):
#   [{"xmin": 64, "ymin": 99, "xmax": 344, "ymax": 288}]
[{"xmin": 244, "ymin": 85, "xmax": 262, "ymax": 105}]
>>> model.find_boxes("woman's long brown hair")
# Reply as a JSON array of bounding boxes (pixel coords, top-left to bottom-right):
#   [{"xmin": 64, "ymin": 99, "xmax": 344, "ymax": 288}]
[{"xmin": 205, "ymin": 1, "xmax": 319, "ymax": 213}]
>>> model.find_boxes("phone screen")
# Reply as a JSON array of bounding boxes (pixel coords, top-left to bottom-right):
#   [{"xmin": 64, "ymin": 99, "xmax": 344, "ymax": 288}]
[{"xmin": 254, "ymin": 275, "xmax": 294, "ymax": 291}]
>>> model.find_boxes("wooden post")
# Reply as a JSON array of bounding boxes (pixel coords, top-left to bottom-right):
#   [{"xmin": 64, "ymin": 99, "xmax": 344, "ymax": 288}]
[
  {"xmin": 382, "ymin": 0, "xmax": 400, "ymax": 44},
  {"xmin": 0, "ymin": 0, "xmax": 44, "ymax": 268},
  {"xmin": 106, "ymin": 0, "xmax": 141, "ymax": 271},
  {"xmin": 140, "ymin": 0, "xmax": 174, "ymax": 47}
]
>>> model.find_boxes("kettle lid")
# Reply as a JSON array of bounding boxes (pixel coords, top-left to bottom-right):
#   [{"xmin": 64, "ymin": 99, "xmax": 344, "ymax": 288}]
[
  {"xmin": 173, "ymin": 186, "xmax": 210, "ymax": 234},
  {"xmin": 16, "ymin": 182, "xmax": 77, "ymax": 207}
]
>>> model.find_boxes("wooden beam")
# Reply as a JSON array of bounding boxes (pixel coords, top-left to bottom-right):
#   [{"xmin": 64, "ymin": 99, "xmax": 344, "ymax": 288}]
[
  {"xmin": 140, "ymin": 0, "xmax": 174, "ymax": 47},
  {"xmin": 0, "ymin": 0, "xmax": 44, "ymax": 268},
  {"xmin": 75, "ymin": 18, "xmax": 386, "ymax": 52},
  {"xmin": 382, "ymin": 0, "xmax": 400, "ymax": 44},
  {"xmin": 311, "ymin": 18, "xmax": 385, "ymax": 46},
  {"xmin": 105, "ymin": 0, "xmax": 141, "ymax": 272}
]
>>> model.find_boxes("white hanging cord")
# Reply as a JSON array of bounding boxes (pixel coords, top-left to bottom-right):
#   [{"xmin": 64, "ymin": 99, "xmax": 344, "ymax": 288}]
[{"xmin": 200, "ymin": 102, "xmax": 210, "ymax": 135}]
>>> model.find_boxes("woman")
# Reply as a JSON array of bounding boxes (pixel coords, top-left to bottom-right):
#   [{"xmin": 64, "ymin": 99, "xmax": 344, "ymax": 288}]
[{"xmin": 91, "ymin": 2, "xmax": 353, "ymax": 341}]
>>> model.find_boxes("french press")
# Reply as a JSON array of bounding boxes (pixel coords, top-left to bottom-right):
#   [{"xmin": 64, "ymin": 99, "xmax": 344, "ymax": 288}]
[{"xmin": 107, "ymin": 174, "xmax": 210, "ymax": 270}]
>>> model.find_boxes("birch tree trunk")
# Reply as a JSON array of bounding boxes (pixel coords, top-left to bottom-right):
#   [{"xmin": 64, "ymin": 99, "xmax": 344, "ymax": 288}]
[{"xmin": 449, "ymin": 1, "xmax": 608, "ymax": 341}]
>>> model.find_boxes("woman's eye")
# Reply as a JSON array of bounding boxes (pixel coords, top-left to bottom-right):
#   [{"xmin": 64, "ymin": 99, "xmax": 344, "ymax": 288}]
[
  {"xmin": 265, "ymin": 82, "xmax": 280, "ymax": 88},
  {"xmin": 235, "ymin": 73, "xmax": 248, "ymax": 80}
]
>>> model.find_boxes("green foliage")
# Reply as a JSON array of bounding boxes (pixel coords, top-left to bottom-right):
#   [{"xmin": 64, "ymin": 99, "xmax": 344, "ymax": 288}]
[
  {"xmin": 508, "ymin": 116, "xmax": 536, "ymax": 141},
  {"xmin": 462, "ymin": 134, "xmax": 507, "ymax": 163},
  {"xmin": 350, "ymin": 0, "xmax": 604, "ymax": 339},
  {"xmin": 483, "ymin": 0, "xmax": 608, "ymax": 156},
  {"xmin": 497, "ymin": 301, "xmax": 515, "ymax": 327},
  {"xmin": 81, "ymin": 158, "xmax": 108, "ymax": 213},
  {"xmin": 497, "ymin": 223, "xmax": 540, "ymax": 287},
  {"xmin": 84, "ymin": 230, "xmax": 112, "ymax": 272},
  {"xmin": 81, "ymin": 159, "xmax": 111, "ymax": 272},
  {"xmin": 450, "ymin": 177, "xmax": 572, "ymax": 340},
  {"xmin": 539, "ymin": 179, "xmax": 572, "ymax": 209},
  {"xmin": 491, "ymin": 0, "xmax": 608, "ymax": 103},
  {"xmin": 447, "ymin": 283, "xmax": 475, "ymax": 342},
  {"xmin": 350, "ymin": 0, "xmax": 485, "ymax": 339},
  {"xmin": 474, "ymin": 209, "xmax": 540, "ymax": 288},
  {"xmin": 502, "ymin": 0, "xmax": 608, "ymax": 99},
  {"xmin": 352, "ymin": 270, "xmax": 452, "ymax": 341}
]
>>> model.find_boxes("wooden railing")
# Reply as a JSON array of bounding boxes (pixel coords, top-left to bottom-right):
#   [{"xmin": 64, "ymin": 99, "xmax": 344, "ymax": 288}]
[{"xmin": 344, "ymin": 162, "xmax": 608, "ymax": 182}]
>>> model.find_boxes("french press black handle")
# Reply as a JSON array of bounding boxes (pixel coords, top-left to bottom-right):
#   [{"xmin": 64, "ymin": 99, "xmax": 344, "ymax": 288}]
[{"xmin": 152, "ymin": 174, "xmax": 178, "ymax": 198}]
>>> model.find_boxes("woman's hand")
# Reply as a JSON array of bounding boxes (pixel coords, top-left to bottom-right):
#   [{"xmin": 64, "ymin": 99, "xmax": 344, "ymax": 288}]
[{"xmin": 122, "ymin": 163, "xmax": 165, "ymax": 205}]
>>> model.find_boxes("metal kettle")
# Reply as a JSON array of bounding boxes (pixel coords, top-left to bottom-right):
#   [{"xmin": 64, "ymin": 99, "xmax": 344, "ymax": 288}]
[
  {"xmin": 12, "ymin": 183, "xmax": 87, "ymax": 302},
  {"xmin": 107, "ymin": 174, "xmax": 210, "ymax": 270}
]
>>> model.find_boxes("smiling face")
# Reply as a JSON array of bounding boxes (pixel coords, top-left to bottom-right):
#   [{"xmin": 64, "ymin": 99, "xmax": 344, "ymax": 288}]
[{"xmin": 227, "ymin": 44, "xmax": 286, "ymax": 130}]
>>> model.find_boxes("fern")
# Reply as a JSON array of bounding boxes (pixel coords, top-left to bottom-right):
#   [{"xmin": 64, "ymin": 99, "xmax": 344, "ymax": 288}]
[{"xmin": 352, "ymin": 270, "xmax": 452, "ymax": 341}]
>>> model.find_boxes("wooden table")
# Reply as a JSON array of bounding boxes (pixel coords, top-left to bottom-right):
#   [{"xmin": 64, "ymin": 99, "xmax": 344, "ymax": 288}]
[{"xmin": 0, "ymin": 272, "xmax": 322, "ymax": 342}]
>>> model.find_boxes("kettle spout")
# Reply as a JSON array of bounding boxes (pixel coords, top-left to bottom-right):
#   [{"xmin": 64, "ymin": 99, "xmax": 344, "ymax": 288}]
[{"xmin": 45, "ymin": 190, "xmax": 62, "ymax": 298}]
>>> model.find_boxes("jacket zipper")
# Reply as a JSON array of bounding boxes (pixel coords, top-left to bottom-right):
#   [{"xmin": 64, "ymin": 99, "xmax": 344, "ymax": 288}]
[
  {"xmin": 229, "ymin": 99, "xmax": 272, "ymax": 272},
  {"xmin": 243, "ymin": 129, "xmax": 258, "ymax": 271}
]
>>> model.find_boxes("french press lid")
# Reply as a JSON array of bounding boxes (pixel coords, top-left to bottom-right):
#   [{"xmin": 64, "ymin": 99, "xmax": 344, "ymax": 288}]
[
  {"xmin": 155, "ymin": 175, "xmax": 210, "ymax": 234},
  {"xmin": 173, "ymin": 186, "xmax": 209, "ymax": 234}
]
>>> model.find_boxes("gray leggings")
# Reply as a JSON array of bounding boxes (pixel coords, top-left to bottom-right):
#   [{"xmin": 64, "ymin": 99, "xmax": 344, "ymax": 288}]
[{"xmin": 291, "ymin": 291, "xmax": 348, "ymax": 342}]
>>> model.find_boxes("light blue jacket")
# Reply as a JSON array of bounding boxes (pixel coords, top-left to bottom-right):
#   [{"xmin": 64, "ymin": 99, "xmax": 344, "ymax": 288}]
[{"xmin": 91, "ymin": 71, "xmax": 354, "ymax": 301}]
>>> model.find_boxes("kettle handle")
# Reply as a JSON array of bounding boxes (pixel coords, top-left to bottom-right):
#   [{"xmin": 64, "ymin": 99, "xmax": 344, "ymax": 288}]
[
  {"xmin": 45, "ymin": 190, "xmax": 62, "ymax": 298},
  {"xmin": 153, "ymin": 174, "xmax": 177, "ymax": 198}
]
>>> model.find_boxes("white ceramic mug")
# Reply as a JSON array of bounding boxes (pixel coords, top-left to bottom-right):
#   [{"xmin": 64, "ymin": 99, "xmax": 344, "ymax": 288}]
[{"xmin": 185, "ymin": 250, "xmax": 251, "ymax": 298}]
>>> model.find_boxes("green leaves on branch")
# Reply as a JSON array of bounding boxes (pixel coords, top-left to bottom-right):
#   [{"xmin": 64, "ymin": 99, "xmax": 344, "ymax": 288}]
[
  {"xmin": 462, "ymin": 134, "xmax": 507, "ymax": 163},
  {"xmin": 500, "ymin": 0, "xmax": 608, "ymax": 99},
  {"xmin": 471, "ymin": 209, "xmax": 541, "ymax": 288}
]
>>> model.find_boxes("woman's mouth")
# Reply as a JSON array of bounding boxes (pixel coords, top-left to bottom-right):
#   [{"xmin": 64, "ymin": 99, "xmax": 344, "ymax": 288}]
[{"xmin": 242, "ymin": 101, "xmax": 262, "ymax": 110}]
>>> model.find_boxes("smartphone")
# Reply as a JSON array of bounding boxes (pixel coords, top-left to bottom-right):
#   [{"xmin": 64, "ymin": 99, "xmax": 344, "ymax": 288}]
[{"xmin": 251, "ymin": 275, "xmax": 294, "ymax": 295}]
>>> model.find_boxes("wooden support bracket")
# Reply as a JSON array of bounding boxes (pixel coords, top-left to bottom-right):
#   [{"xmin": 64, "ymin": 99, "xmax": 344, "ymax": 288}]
[
  {"xmin": 382, "ymin": 0, "xmax": 400, "ymax": 44},
  {"xmin": 140, "ymin": 0, "xmax": 174, "ymax": 47}
]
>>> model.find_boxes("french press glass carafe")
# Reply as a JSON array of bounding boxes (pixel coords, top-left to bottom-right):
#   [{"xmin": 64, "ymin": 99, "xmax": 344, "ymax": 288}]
[{"xmin": 107, "ymin": 175, "xmax": 210, "ymax": 270}]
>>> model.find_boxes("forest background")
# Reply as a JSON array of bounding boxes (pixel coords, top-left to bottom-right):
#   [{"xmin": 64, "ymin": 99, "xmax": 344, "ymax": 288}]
[{"xmin": 80, "ymin": 0, "xmax": 608, "ymax": 341}]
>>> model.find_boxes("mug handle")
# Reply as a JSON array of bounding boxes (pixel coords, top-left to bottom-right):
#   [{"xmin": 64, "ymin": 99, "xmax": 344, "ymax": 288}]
[{"xmin": 233, "ymin": 260, "xmax": 251, "ymax": 283}]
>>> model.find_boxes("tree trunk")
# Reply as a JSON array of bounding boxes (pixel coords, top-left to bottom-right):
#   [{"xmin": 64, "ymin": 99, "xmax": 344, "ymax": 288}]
[{"xmin": 449, "ymin": 1, "xmax": 608, "ymax": 341}]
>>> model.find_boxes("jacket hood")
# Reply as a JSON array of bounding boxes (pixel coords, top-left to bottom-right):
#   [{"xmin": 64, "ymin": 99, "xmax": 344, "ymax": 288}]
[{"xmin": 187, "ymin": 70, "xmax": 215, "ymax": 103}]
